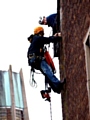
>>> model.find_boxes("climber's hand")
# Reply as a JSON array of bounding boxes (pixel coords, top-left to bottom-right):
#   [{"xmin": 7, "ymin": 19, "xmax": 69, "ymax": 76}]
[{"xmin": 54, "ymin": 32, "xmax": 61, "ymax": 37}]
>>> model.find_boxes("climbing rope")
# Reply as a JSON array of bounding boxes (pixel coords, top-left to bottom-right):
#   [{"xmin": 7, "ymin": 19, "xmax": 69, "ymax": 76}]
[
  {"xmin": 29, "ymin": 66, "xmax": 43, "ymax": 88},
  {"xmin": 49, "ymin": 96, "xmax": 53, "ymax": 120},
  {"xmin": 29, "ymin": 68, "xmax": 37, "ymax": 88}
]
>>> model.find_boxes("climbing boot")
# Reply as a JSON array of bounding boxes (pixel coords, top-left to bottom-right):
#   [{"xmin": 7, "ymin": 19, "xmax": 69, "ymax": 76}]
[
  {"xmin": 40, "ymin": 90, "xmax": 50, "ymax": 99},
  {"xmin": 56, "ymin": 78, "xmax": 66, "ymax": 94},
  {"xmin": 45, "ymin": 97, "xmax": 51, "ymax": 102},
  {"xmin": 60, "ymin": 78, "xmax": 66, "ymax": 90}
]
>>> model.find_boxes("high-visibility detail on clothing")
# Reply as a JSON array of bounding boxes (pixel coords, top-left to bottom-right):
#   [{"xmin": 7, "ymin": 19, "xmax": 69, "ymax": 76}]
[{"xmin": 44, "ymin": 51, "xmax": 56, "ymax": 72}]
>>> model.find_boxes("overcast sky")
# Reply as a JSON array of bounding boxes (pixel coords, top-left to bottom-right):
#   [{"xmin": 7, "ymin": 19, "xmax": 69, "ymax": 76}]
[{"xmin": 0, "ymin": 0, "xmax": 63, "ymax": 120}]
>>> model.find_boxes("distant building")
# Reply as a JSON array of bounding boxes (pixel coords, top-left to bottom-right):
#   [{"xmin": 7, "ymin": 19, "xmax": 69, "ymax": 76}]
[{"xmin": 0, "ymin": 65, "xmax": 29, "ymax": 120}]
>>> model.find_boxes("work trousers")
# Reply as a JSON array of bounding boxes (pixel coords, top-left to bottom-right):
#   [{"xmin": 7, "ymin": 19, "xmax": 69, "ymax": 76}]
[
  {"xmin": 40, "ymin": 59, "xmax": 61, "ymax": 94},
  {"xmin": 29, "ymin": 58, "xmax": 61, "ymax": 94}
]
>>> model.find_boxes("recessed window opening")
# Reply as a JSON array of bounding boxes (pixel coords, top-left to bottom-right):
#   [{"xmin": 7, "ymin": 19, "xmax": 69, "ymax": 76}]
[{"xmin": 84, "ymin": 26, "xmax": 90, "ymax": 112}]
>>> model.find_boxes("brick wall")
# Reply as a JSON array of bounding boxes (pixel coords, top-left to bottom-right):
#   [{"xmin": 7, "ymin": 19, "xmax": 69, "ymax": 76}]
[{"xmin": 60, "ymin": 0, "xmax": 90, "ymax": 120}]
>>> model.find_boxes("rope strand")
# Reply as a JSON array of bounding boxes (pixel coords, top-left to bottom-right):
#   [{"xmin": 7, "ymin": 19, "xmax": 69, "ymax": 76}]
[{"xmin": 49, "ymin": 95, "xmax": 53, "ymax": 120}]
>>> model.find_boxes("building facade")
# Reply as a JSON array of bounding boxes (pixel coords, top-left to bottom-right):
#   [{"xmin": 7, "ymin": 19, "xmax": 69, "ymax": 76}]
[
  {"xmin": 58, "ymin": 0, "xmax": 90, "ymax": 120},
  {"xmin": 0, "ymin": 65, "xmax": 29, "ymax": 120}
]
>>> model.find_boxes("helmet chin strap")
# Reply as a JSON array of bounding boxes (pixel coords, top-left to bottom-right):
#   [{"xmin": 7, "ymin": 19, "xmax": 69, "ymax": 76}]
[{"xmin": 38, "ymin": 31, "xmax": 44, "ymax": 36}]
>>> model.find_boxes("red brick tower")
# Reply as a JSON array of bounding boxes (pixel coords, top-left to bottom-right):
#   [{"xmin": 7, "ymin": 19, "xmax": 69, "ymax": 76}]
[{"xmin": 59, "ymin": 1, "xmax": 90, "ymax": 120}]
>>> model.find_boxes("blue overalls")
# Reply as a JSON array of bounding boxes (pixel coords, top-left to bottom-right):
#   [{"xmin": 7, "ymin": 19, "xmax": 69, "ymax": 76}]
[{"xmin": 46, "ymin": 13, "xmax": 57, "ymax": 35}]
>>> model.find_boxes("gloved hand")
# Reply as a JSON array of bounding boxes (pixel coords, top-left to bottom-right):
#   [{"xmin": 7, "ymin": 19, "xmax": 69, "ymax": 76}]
[{"xmin": 54, "ymin": 32, "xmax": 61, "ymax": 37}]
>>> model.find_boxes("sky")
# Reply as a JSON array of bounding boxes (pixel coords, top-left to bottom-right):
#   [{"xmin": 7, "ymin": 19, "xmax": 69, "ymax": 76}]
[{"xmin": 0, "ymin": 0, "xmax": 63, "ymax": 120}]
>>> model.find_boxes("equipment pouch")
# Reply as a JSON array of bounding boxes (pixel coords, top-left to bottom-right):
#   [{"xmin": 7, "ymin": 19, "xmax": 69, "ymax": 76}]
[{"xmin": 29, "ymin": 56, "xmax": 41, "ymax": 70}]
